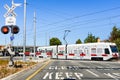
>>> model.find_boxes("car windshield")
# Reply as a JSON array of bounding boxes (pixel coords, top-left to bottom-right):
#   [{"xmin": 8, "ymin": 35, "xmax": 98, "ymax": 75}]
[{"xmin": 110, "ymin": 45, "xmax": 118, "ymax": 53}]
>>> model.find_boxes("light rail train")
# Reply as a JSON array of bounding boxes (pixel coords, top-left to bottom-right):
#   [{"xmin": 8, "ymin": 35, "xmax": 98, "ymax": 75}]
[{"xmin": 37, "ymin": 42, "xmax": 119, "ymax": 60}]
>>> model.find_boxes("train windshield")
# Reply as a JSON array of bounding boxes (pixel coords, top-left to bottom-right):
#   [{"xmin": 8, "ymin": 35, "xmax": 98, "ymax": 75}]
[{"xmin": 110, "ymin": 45, "xmax": 118, "ymax": 53}]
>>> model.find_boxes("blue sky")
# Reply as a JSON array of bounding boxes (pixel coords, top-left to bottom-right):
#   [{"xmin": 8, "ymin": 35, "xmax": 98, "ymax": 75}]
[{"xmin": 0, "ymin": 0, "xmax": 120, "ymax": 46}]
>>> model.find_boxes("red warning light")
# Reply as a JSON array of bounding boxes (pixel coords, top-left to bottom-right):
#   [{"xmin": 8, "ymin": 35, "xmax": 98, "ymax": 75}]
[{"xmin": 1, "ymin": 26, "xmax": 9, "ymax": 34}]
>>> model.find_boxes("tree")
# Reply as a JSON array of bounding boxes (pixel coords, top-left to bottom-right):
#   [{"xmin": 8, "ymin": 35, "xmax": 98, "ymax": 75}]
[
  {"xmin": 49, "ymin": 37, "xmax": 62, "ymax": 46},
  {"xmin": 76, "ymin": 39, "xmax": 82, "ymax": 44},
  {"xmin": 113, "ymin": 38, "xmax": 120, "ymax": 51},
  {"xmin": 109, "ymin": 26, "xmax": 120, "ymax": 51},
  {"xmin": 109, "ymin": 26, "xmax": 120, "ymax": 42},
  {"xmin": 84, "ymin": 33, "xmax": 98, "ymax": 43}
]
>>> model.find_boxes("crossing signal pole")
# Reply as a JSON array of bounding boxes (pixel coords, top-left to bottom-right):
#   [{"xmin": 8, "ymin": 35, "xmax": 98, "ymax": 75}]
[{"xmin": 1, "ymin": 0, "xmax": 21, "ymax": 67}]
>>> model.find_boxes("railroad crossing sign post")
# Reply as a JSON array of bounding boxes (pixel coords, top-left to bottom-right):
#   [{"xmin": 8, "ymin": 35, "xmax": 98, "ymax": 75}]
[
  {"xmin": 2, "ymin": 0, "xmax": 21, "ymax": 67},
  {"xmin": 4, "ymin": 0, "xmax": 21, "ymax": 24},
  {"xmin": 3, "ymin": 0, "xmax": 21, "ymax": 44}
]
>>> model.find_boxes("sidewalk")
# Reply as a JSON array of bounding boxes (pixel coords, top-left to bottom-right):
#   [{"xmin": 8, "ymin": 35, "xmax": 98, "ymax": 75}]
[{"xmin": 1, "ymin": 58, "xmax": 50, "ymax": 80}]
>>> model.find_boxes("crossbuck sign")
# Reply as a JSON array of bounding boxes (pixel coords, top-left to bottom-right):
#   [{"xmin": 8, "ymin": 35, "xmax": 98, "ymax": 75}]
[{"xmin": 4, "ymin": 0, "xmax": 21, "ymax": 25}]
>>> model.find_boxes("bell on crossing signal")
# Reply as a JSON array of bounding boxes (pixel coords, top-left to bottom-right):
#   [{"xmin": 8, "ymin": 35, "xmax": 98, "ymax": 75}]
[
  {"xmin": 11, "ymin": 25, "xmax": 19, "ymax": 34},
  {"xmin": 1, "ymin": 26, "xmax": 9, "ymax": 34}
]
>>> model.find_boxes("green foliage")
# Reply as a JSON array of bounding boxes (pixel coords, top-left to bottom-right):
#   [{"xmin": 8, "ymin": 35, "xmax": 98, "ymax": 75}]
[
  {"xmin": 113, "ymin": 38, "xmax": 120, "ymax": 51},
  {"xmin": 109, "ymin": 26, "xmax": 120, "ymax": 42},
  {"xmin": 76, "ymin": 39, "xmax": 82, "ymax": 44},
  {"xmin": 109, "ymin": 26, "xmax": 120, "ymax": 51},
  {"xmin": 50, "ymin": 37, "xmax": 62, "ymax": 46},
  {"xmin": 84, "ymin": 33, "xmax": 98, "ymax": 43}
]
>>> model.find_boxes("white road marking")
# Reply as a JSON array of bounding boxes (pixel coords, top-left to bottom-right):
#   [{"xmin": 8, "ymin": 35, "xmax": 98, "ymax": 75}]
[
  {"xmin": 55, "ymin": 72, "xmax": 64, "ymax": 79},
  {"xmin": 65, "ymin": 72, "xmax": 73, "ymax": 79},
  {"xmin": 43, "ymin": 72, "xmax": 83, "ymax": 79},
  {"xmin": 112, "ymin": 73, "xmax": 120, "ymax": 78},
  {"xmin": 86, "ymin": 69, "xmax": 99, "ymax": 77},
  {"xmin": 104, "ymin": 73, "xmax": 119, "ymax": 80},
  {"xmin": 74, "ymin": 73, "xmax": 83, "ymax": 79},
  {"xmin": 43, "ymin": 72, "xmax": 53, "ymax": 79},
  {"xmin": 104, "ymin": 73, "xmax": 115, "ymax": 78}
]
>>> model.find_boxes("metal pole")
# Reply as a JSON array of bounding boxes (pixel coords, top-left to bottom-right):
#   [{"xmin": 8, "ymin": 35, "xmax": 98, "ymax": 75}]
[
  {"xmin": 63, "ymin": 30, "xmax": 70, "ymax": 60},
  {"xmin": 23, "ymin": 0, "xmax": 26, "ymax": 61},
  {"xmin": 46, "ymin": 32, "xmax": 47, "ymax": 46},
  {"xmin": 33, "ymin": 11, "xmax": 36, "ymax": 58},
  {"xmin": 63, "ymin": 30, "xmax": 71, "ymax": 45}
]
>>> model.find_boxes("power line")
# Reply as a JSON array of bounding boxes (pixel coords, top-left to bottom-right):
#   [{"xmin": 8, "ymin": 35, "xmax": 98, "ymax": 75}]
[
  {"xmin": 27, "ymin": 3, "xmax": 120, "ymax": 28},
  {"xmin": 26, "ymin": 3, "xmax": 120, "ymax": 35},
  {"xmin": 37, "ymin": 14, "xmax": 120, "ymax": 34},
  {"xmin": 46, "ymin": 22, "xmax": 120, "ymax": 44},
  {"xmin": 40, "ymin": 6, "xmax": 120, "ymax": 27}
]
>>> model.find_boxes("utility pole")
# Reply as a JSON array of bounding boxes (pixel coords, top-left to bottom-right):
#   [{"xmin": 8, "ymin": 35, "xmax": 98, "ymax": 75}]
[
  {"xmin": 33, "ymin": 11, "xmax": 36, "ymax": 58},
  {"xmin": 23, "ymin": 0, "xmax": 27, "ymax": 61},
  {"xmin": 63, "ymin": 30, "xmax": 71, "ymax": 60},
  {"xmin": 46, "ymin": 32, "xmax": 47, "ymax": 46}
]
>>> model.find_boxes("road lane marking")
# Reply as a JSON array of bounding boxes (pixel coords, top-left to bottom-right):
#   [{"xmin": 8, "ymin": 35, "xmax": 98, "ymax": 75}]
[
  {"xmin": 86, "ymin": 69, "xmax": 99, "ymax": 77},
  {"xmin": 43, "ymin": 72, "xmax": 53, "ymax": 79},
  {"xmin": 26, "ymin": 60, "xmax": 51, "ymax": 80},
  {"xmin": 74, "ymin": 73, "xmax": 83, "ymax": 79},
  {"xmin": 104, "ymin": 73, "xmax": 119, "ymax": 80}
]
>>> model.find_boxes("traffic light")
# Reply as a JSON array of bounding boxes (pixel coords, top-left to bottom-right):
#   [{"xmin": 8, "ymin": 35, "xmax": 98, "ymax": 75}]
[
  {"xmin": 1, "ymin": 26, "xmax": 9, "ymax": 34},
  {"xmin": 11, "ymin": 25, "xmax": 19, "ymax": 34}
]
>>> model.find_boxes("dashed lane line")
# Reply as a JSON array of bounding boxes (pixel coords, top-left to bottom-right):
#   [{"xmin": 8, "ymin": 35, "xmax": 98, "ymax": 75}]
[{"xmin": 86, "ymin": 69, "xmax": 99, "ymax": 77}]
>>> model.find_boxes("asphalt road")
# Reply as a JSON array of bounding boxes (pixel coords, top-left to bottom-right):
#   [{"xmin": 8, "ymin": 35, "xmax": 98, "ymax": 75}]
[
  {"xmin": 4, "ymin": 59, "xmax": 120, "ymax": 80},
  {"xmin": 23, "ymin": 60, "xmax": 120, "ymax": 80}
]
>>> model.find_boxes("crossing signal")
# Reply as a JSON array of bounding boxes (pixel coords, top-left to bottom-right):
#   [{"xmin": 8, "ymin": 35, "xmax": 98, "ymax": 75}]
[
  {"xmin": 1, "ymin": 26, "xmax": 9, "ymax": 34},
  {"xmin": 1, "ymin": 25, "xmax": 20, "ymax": 34},
  {"xmin": 11, "ymin": 26, "xmax": 19, "ymax": 34}
]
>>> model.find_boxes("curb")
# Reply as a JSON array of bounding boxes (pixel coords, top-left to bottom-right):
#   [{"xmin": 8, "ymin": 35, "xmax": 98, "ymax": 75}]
[{"xmin": 1, "ymin": 58, "xmax": 50, "ymax": 80}]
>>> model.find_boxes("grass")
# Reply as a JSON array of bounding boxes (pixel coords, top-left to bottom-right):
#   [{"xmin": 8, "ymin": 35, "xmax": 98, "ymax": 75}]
[
  {"xmin": 0, "ymin": 59, "xmax": 36, "ymax": 79},
  {"xmin": 0, "ymin": 59, "xmax": 8, "ymax": 66}
]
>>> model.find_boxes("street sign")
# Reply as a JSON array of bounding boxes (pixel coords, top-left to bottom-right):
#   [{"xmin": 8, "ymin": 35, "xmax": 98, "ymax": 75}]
[
  {"xmin": 10, "ymin": 35, "xmax": 14, "ymax": 41},
  {"xmin": 5, "ymin": 16, "xmax": 16, "ymax": 25}
]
